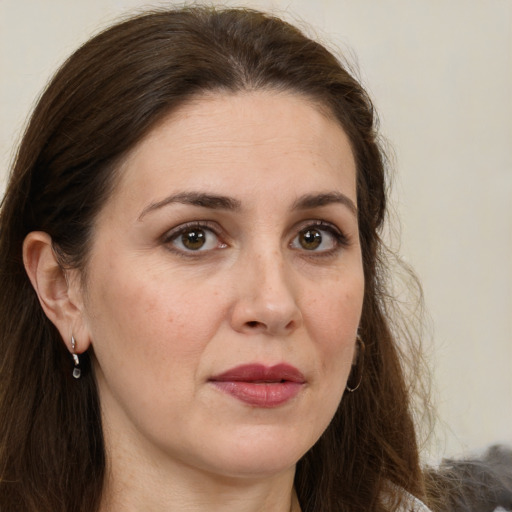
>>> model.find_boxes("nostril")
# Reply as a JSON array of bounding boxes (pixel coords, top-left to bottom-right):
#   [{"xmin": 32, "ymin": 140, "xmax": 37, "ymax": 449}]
[
  {"xmin": 246, "ymin": 321, "xmax": 261, "ymax": 329},
  {"xmin": 285, "ymin": 320, "xmax": 295, "ymax": 331}
]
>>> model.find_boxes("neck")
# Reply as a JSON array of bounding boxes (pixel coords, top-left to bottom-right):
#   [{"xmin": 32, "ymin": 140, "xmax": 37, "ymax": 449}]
[
  {"xmin": 99, "ymin": 427, "xmax": 300, "ymax": 512},
  {"xmin": 100, "ymin": 463, "xmax": 300, "ymax": 512}
]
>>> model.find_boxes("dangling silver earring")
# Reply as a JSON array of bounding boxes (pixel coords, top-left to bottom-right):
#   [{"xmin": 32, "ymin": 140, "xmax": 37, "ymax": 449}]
[
  {"xmin": 71, "ymin": 335, "xmax": 81, "ymax": 379},
  {"xmin": 346, "ymin": 335, "xmax": 365, "ymax": 392}
]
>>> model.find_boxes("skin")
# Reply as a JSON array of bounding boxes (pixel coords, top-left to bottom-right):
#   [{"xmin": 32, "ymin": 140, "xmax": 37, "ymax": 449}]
[{"xmin": 24, "ymin": 91, "xmax": 364, "ymax": 512}]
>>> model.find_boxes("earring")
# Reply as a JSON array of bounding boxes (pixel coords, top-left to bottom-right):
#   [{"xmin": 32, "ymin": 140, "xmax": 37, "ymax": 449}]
[
  {"xmin": 71, "ymin": 335, "xmax": 81, "ymax": 379},
  {"xmin": 346, "ymin": 335, "xmax": 365, "ymax": 392}
]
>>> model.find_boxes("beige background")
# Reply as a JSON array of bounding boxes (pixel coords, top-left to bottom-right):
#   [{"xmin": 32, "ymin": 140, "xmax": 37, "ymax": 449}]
[{"xmin": 1, "ymin": 0, "xmax": 511, "ymax": 463}]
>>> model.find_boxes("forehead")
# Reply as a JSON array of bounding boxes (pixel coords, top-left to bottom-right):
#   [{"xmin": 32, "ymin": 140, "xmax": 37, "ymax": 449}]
[{"xmin": 110, "ymin": 90, "xmax": 357, "ymax": 213}]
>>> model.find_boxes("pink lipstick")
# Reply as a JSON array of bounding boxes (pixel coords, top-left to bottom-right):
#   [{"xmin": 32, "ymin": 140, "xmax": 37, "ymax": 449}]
[{"xmin": 209, "ymin": 364, "xmax": 305, "ymax": 408}]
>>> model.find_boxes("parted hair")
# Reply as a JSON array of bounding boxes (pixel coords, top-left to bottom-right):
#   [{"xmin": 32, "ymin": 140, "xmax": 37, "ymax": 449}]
[{"xmin": 0, "ymin": 7, "xmax": 427, "ymax": 512}]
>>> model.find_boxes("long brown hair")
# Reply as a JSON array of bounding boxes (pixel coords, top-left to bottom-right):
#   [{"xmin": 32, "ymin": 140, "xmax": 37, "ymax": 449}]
[{"xmin": 0, "ymin": 7, "xmax": 428, "ymax": 511}]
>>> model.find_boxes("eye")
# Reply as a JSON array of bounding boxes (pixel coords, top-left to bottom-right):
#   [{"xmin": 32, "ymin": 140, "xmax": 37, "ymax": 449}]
[
  {"xmin": 290, "ymin": 223, "xmax": 346, "ymax": 253},
  {"xmin": 164, "ymin": 223, "xmax": 226, "ymax": 253}
]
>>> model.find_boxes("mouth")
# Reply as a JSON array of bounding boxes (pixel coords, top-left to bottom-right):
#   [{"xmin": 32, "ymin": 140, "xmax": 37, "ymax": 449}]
[{"xmin": 209, "ymin": 363, "xmax": 306, "ymax": 408}]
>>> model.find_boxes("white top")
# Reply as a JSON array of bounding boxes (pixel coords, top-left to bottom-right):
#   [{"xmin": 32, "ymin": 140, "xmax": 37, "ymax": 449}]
[{"xmin": 398, "ymin": 490, "xmax": 433, "ymax": 512}]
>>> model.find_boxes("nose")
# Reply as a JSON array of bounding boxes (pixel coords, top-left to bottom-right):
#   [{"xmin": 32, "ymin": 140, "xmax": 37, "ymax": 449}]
[{"xmin": 229, "ymin": 250, "xmax": 303, "ymax": 337}]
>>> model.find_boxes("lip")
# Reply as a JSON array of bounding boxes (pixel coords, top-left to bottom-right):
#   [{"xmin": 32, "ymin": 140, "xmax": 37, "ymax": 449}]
[{"xmin": 209, "ymin": 364, "xmax": 306, "ymax": 408}]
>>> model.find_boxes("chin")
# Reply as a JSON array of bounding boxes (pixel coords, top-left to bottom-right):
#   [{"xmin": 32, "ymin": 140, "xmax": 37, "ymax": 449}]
[{"xmin": 190, "ymin": 426, "xmax": 314, "ymax": 479}]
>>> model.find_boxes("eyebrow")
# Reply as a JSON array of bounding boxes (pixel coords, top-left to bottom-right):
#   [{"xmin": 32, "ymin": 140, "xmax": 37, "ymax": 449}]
[
  {"xmin": 292, "ymin": 192, "xmax": 357, "ymax": 217},
  {"xmin": 138, "ymin": 192, "xmax": 242, "ymax": 220},
  {"xmin": 138, "ymin": 190, "xmax": 357, "ymax": 221}
]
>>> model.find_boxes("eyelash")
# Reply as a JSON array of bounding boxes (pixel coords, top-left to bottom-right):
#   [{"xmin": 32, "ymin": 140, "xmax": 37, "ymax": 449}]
[
  {"xmin": 161, "ymin": 220, "xmax": 350, "ymax": 257},
  {"xmin": 162, "ymin": 221, "xmax": 225, "ymax": 256},
  {"xmin": 291, "ymin": 220, "xmax": 350, "ymax": 258}
]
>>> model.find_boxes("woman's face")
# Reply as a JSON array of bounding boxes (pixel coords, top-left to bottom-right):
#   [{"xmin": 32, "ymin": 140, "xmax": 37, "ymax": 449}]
[{"xmin": 76, "ymin": 91, "xmax": 364, "ymax": 479}]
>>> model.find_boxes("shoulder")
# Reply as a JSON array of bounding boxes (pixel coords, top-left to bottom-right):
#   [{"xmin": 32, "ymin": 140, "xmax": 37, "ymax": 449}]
[
  {"xmin": 382, "ymin": 484, "xmax": 433, "ymax": 512},
  {"xmin": 397, "ymin": 490, "xmax": 433, "ymax": 512}
]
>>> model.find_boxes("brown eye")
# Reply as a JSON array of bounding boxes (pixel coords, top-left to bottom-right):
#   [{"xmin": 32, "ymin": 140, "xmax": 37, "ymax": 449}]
[
  {"xmin": 181, "ymin": 229, "xmax": 206, "ymax": 250},
  {"xmin": 290, "ymin": 223, "xmax": 343, "ymax": 254},
  {"xmin": 299, "ymin": 229, "xmax": 322, "ymax": 250},
  {"xmin": 167, "ymin": 223, "xmax": 225, "ymax": 253}
]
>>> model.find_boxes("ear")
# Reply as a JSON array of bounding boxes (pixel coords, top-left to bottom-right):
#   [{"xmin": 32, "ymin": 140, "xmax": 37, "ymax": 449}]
[{"xmin": 22, "ymin": 231, "xmax": 91, "ymax": 354}]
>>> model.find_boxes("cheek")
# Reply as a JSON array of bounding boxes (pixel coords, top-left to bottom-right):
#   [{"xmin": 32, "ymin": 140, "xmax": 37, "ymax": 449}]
[
  {"xmin": 304, "ymin": 277, "xmax": 363, "ymax": 375},
  {"xmin": 83, "ymin": 272, "xmax": 229, "ymax": 439},
  {"xmin": 86, "ymin": 266, "xmax": 227, "ymax": 380},
  {"xmin": 306, "ymin": 278, "xmax": 363, "ymax": 336}
]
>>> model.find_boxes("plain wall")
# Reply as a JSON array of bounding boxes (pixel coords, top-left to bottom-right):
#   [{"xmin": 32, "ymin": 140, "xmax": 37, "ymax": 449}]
[{"xmin": 1, "ymin": 0, "xmax": 511, "ymax": 462}]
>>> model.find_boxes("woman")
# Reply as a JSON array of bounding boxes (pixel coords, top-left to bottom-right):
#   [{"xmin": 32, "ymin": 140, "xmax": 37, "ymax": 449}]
[{"xmin": 0, "ymin": 6, "xmax": 431, "ymax": 512}]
